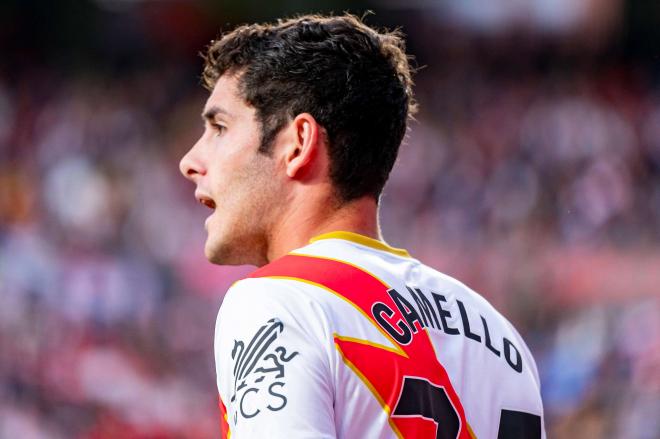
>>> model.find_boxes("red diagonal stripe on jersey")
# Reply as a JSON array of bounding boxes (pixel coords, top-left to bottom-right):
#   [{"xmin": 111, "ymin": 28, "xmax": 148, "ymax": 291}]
[
  {"xmin": 249, "ymin": 254, "xmax": 470, "ymax": 439},
  {"xmin": 219, "ymin": 395, "xmax": 230, "ymax": 439}
]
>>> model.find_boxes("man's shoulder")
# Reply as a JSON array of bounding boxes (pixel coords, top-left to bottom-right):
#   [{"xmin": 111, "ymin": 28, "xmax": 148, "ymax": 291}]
[
  {"xmin": 222, "ymin": 276, "xmax": 316, "ymax": 313},
  {"xmin": 215, "ymin": 276, "xmax": 335, "ymax": 362},
  {"xmin": 219, "ymin": 263, "xmax": 343, "ymax": 328}
]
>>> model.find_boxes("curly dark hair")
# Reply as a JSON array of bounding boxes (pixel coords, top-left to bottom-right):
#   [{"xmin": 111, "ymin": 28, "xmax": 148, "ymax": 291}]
[{"xmin": 202, "ymin": 13, "xmax": 416, "ymax": 202}]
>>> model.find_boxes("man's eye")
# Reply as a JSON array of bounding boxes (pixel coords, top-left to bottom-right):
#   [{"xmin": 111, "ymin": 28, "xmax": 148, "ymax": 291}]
[{"xmin": 210, "ymin": 123, "xmax": 226, "ymax": 135}]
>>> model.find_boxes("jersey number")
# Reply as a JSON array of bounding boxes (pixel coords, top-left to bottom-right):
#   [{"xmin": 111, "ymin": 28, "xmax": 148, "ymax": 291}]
[
  {"xmin": 392, "ymin": 377, "xmax": 459, "ymax": 439},
  {"xmin": 393, "ymin": 377, "xmax": 541, "ymax": 439}
]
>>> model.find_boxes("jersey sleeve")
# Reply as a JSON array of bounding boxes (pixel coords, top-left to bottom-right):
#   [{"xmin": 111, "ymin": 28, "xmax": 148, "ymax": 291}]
[{"xmin": 214, "ymin": 277, "xmax": 336, "ymax": 438}]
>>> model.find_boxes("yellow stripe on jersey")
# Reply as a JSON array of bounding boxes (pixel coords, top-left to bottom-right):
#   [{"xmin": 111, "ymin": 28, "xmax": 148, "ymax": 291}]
[
  {"xmin": 309, "ymin": 231, "xmax": 411, "ymax": 258},
  {"xmin": 334, "ymin": 334, "xmax": 404, "ymax": 357}
]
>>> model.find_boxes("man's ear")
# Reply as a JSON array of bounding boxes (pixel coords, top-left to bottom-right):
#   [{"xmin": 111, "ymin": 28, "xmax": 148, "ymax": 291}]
[{"xmin": 284, "ymin": 113, "xmax": 322, "ymax": 179}]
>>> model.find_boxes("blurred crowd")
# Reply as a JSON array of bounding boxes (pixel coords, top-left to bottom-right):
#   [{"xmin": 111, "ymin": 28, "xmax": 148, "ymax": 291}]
[{"xmin": 1, "ymin": 14, "xmax": 659, "ymax": 439}]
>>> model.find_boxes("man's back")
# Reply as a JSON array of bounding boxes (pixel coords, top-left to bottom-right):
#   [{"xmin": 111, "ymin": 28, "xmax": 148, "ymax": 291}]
[{"xmin": 214, "ymin": 232, "xmax": 545, "ymax": 438}]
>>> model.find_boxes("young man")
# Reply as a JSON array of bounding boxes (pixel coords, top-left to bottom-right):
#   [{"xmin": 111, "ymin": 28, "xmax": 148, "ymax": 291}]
[{"xmin": 179, "ymin": 14, "xmax": 545, "ymax": 439}]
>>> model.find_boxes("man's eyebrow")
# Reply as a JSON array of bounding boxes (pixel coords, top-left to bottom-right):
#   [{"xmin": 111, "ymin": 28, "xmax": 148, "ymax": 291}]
[{"xmin": 201, "ymin": 106, "xmax": 232, "ymax": 121}]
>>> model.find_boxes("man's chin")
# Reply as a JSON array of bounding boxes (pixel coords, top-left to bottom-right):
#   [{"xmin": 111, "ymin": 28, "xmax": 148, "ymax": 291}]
[
  {"xmin": 204, "ymin": 236, "xmax": 269, "ymax": 266},
  {"xmin": 204, "ymin": 242, "xmax": 231, "ymax": 265},
  {"xmin": 204, "ymin": 238, "xmax": 248, "ymax": 266}
]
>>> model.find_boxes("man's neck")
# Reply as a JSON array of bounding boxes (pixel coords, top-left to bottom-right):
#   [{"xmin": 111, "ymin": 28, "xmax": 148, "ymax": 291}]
[{"xmin": 265, "ymin": 194, "xmax": 380, "ymax": 264}]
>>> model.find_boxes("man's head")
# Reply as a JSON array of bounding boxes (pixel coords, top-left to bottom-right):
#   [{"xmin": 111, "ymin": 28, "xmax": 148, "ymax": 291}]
[{"xmin": 180, "ymin": 13, "xmax": 416, "ymax": 265}]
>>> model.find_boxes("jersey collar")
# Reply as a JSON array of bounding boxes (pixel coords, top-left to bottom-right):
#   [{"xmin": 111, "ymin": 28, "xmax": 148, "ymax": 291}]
[{"xmin": 309, "ymin": 231, "xmax": 411, "ymax": 258}]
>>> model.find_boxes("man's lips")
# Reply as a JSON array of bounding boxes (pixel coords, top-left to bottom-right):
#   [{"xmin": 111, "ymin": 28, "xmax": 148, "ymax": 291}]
[{"xmin": 194, "ymin": 190, "xmax": 216, "ymax": 210}]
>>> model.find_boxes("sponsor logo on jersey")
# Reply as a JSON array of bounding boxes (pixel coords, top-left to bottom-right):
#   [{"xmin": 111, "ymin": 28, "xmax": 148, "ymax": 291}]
[{"xmin": 229, "ymin": 318, "xmax": 299, "ymax": 424}]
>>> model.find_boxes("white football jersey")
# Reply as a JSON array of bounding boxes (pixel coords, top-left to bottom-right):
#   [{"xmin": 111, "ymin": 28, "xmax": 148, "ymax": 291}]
[{"xmin": 214, "ymin": 231, "xmax": 545, "ymax": 438}]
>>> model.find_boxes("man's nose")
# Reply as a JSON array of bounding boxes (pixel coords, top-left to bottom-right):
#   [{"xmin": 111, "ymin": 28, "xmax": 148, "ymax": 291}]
[{"xmin": 179, "ymin": 142, "xmax": 206, "ymax": 182}]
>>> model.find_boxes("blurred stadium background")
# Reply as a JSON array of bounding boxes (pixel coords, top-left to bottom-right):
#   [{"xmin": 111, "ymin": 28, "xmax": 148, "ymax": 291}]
[{"xmin": 1, "ymin": 0, "xmax": 659, "ymax": 437}]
